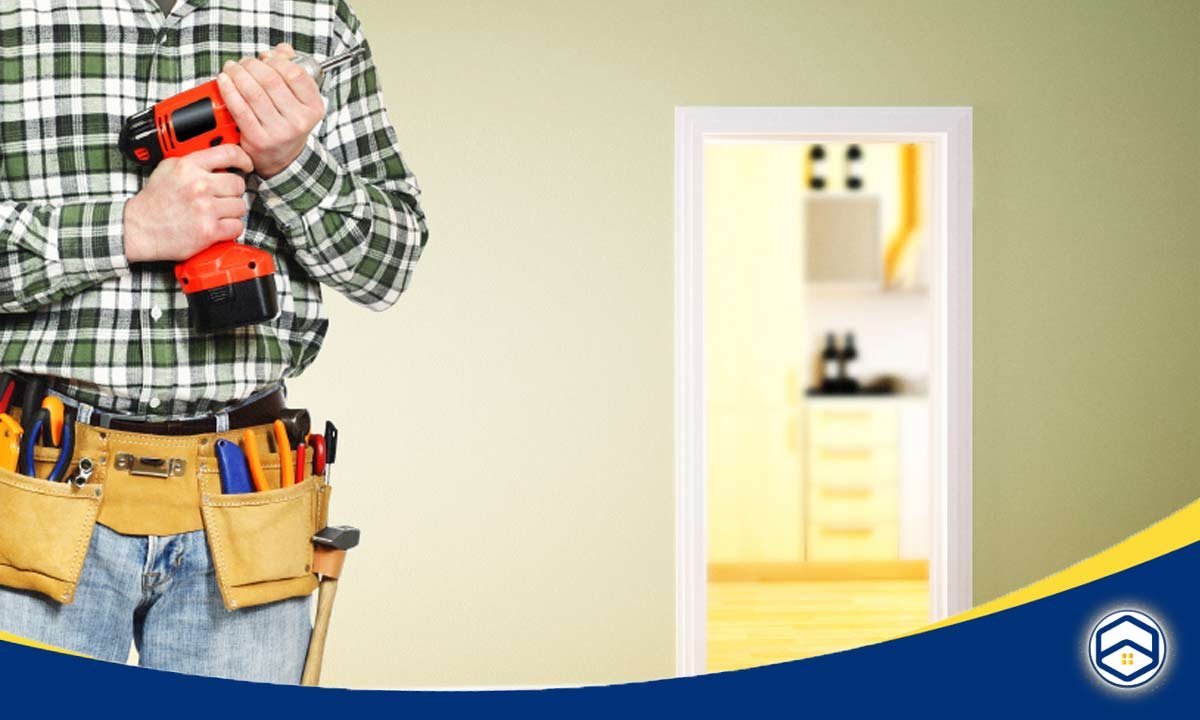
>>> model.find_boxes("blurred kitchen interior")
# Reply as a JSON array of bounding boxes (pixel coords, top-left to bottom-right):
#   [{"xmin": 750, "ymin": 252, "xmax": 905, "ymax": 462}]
[{"xmin": 705, "ymin": 141, "xmax": 933, "ymax": 672}]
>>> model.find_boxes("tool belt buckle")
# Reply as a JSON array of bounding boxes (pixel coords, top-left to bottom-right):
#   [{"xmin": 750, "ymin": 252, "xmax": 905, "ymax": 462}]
[{"xmin": 113, "ymin": 453, "xmax": 187, "ymax": 479}]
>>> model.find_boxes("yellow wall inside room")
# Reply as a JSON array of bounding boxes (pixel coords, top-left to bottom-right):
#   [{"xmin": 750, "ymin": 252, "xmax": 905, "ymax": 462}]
[{"xmin": 285, "ymin": 0, "xmax": 1200, "ymax": 688}]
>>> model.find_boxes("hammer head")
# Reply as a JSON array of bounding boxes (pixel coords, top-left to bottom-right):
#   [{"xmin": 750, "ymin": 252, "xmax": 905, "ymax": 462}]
[
  {"xmin": 278, "ymin": 408, "xmax": 311, "ymax": 448},
  {"xmin": 312, "ymin": 525, "xmax": 360, "ymax": 551}
]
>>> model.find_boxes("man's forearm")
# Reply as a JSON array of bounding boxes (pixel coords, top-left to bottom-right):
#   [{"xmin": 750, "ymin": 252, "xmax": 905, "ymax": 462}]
[
  {"xmin": 255, "ymin": 25, "xmax": 428, "ymax": 311},
  {"xmin": 257, "ymin": 137, "xmax": 428, "ymax": 310},
  {"xmin": 215, "ymin": 36, "xmax": 428, "ymax": 310},
  {"xmin": 0, "ymin": 198, "xmax": 130, "ymax": 314}
]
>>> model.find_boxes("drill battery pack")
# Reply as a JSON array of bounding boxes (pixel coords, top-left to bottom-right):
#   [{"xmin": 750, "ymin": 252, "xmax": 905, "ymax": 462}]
[
  {"xmin": 186, "ymin": 274, "xmax": 279, "ymax": 333},
  {"xmin": 176, "ymin": 241, "xmax": 279, "ymax": 333}
]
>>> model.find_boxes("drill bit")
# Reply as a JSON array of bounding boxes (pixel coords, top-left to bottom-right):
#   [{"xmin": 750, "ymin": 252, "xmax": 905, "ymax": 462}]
[{"xmin": 293, "ymin": 47, "xmax": 367, "ymax": 88}]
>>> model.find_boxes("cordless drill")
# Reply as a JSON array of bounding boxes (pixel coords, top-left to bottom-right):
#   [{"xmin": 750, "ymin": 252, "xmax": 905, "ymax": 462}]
[{"xmin": 118, "ymin": 49, "xmax": 364, "ymax": 333}]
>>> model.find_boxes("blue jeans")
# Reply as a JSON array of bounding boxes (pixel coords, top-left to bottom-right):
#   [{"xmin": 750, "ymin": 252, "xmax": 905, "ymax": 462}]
[{"xmin": 0, "ymin": 524, "xmax": 311, "ymax": 683}]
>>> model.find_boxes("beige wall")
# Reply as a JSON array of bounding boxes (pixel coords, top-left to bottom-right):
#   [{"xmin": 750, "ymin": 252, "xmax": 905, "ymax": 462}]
[{"xmin": 288, "ymin": 0, "xmax": 1200, "ymax": 688}]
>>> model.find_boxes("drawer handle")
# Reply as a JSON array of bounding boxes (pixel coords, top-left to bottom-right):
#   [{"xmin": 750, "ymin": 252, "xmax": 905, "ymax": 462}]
[
  {"xmin": 820, "ymin": 523, "xmax": 875, "ymax": 537},
  {"xmin": 820, "ymin": 484, "xmax": 874, "ymax": 498},
  {"xmin": 818, "ymin": 410, "xmax": 873, "ymax": 423},
  {"xmin": 819, "ymin": 447, "xmax": 874, "ymax": 461}
]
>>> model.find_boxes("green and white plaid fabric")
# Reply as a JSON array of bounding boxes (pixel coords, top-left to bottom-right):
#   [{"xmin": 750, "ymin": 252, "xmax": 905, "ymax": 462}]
[{"xmin": 0, "ymin": 0, "xmax": 427, "ymax": 417}]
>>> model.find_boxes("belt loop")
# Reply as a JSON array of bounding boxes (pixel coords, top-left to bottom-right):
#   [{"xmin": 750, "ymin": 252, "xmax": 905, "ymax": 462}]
[
  {"xmin": 215, "ymin": 412, "xmax": 230, "ymax": 433},
  {"xmin": 77, "ymin": 402, "xmax": 94, "ymax": 426}
]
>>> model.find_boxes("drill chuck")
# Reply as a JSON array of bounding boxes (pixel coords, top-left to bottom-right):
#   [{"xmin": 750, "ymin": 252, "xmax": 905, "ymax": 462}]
[{"xmin": 118, "ymin": 107, "xmax": 163, "ymax": 167}]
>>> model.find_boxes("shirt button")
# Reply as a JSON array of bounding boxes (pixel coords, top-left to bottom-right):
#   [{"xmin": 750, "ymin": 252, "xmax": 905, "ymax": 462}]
[
  {"xmin": 149, "ymin": 398, "xmax": 162, "ymax": 409},
  {"xmin": 150, "ymin": 306, "xmax": 163, "ymax": 321}
]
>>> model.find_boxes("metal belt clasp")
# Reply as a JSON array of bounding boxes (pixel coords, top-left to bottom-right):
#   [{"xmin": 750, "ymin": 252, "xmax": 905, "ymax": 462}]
[{"xmin": 114, "ymin": 453, "xmax": 186, "ymax": 479}]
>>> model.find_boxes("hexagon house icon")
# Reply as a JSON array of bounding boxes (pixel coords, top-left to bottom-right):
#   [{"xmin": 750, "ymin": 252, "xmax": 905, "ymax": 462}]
[{"xmin": 1088, "ymin": 610, "xmax": 1166, "ymax": 688}]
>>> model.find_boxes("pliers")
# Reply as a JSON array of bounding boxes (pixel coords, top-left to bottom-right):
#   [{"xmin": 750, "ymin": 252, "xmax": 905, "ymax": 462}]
[{"xmin": 20, "ymin": 400, "xmax": 75, "ymax": 483}]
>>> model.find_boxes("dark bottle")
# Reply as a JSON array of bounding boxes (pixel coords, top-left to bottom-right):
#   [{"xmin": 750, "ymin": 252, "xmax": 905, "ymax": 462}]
[
  {"xmin": 821, "ymin": 333, "xmax": 839, "ymax": 388},
  {"xmin": 839, "ymin": 332, "xmax": 858, "ymax": 381}
]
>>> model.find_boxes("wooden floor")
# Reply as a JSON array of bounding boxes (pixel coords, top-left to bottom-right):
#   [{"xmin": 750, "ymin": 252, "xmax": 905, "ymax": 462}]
[{"xmin": 707, "ymin": 579, "xmax": 929, "ymax": 673}]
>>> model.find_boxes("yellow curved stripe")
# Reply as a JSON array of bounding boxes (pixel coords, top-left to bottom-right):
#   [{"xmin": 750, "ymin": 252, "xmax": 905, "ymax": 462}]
[
  {"xmin": 909, "ymin": 496, "xmax": 1200, "ymax": 637},
  {"xmin": 0, "ymin": 630, "xmax": 83, "ymax": 656}
]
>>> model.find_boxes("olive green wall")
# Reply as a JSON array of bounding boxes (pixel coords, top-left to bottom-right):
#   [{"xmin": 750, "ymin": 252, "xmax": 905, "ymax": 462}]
[{"xmin": 290, "ymin": 0, "xmax": 1200, "ymax": 687}]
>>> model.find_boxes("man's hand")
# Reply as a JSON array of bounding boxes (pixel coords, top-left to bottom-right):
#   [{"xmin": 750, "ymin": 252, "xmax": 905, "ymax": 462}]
[
  {"xmin": 217, "ymin": 43, "xmax": 326, "ymax": 179},
  {"xmin": 124, "ymin": 144, "xmax": 253, "ymax": 263}
]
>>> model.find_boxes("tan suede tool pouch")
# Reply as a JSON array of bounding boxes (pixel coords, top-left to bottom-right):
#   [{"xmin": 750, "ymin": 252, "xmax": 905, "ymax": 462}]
[
  {"xmin": 0, "ymin": 421, "xmax": 329, "ymax": 610},
  {"xmin": 0, "ymin": 460, "xmax": 102, "ymax": 604},
  {"xmin": 197, "ymin": 425, "xmax": 329, "ymax": 611}
]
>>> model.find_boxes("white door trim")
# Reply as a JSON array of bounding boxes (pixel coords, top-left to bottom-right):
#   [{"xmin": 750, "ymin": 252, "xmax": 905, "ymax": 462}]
[{"xmin": 674, "ymin": 106, "xmax": 973, "ymax": 677}]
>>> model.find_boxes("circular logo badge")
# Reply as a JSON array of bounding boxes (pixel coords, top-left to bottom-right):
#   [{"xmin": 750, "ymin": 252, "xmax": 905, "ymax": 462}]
[{"xmin": 1088, "ymin": 609, "xmax": 1166, "ymax": 688}]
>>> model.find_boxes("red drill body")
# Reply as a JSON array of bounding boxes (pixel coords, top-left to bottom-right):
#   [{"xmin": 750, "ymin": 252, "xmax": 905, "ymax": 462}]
[{"xmin": 120, "ymin": 79, "xmax": 278, "ymax": 333}]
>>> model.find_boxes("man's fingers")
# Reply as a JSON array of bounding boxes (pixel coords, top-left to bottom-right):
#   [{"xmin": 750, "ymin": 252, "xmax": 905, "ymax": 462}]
[
  {"xmin": 225, "ymin": 59, "xmax": 283, "ymax": 127},
  {"xmin": 216, "ymin": 70, "xmax": 264, "ymax": 142},
  {"xmin": 264, "ymin": 52, "xmax": 323, "ymax": 114},
  {"xmin": 188, "ymin": 143, "xmax": 254, "ymax": 173},
  {"xmin": 214, "ymin": 218, "xmax": 245, "ymax": 240},
  {"xmin": 264, "ymin": 42, "xmax": 296, "ymax": 60},
  {"xmin": 211, "ymin": 172, "xmax": 246, "ymax": 197},
  {"xmin": 239, "ymin": 57, "xmax": 296, "ymax": 119},
  {"xmin": 213, "ymin": 196, "xmax": 249, "ymax": 219}
]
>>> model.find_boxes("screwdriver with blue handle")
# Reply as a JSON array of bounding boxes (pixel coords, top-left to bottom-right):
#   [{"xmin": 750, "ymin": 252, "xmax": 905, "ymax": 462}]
[{"xmin": 215, "ymin": 439, "xmax": 255, "ymax": 494}]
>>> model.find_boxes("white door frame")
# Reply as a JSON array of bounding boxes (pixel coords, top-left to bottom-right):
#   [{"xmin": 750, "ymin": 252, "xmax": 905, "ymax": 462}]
[{"xmin": 674, "ymin": 106, "xmax": 973, "ymax": 676}]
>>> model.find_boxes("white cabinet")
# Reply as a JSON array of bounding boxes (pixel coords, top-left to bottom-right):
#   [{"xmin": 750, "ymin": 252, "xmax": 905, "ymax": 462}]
[
  {"xmin": 805, "ymin": 398, "xmax": 928, "ymax": 562},
  {"xmin": 897, "ymin": 401, "xmax": 931, "ymax": 559},
  {"xmin": 704, "ymin": 143, "xmax": 808, "ymax": 564}
]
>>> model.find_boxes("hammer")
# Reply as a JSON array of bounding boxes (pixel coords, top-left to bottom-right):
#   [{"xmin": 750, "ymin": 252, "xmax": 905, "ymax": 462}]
[{"xmin": 300, "ymin": 525, "xmax": 361, "ymax": 686}]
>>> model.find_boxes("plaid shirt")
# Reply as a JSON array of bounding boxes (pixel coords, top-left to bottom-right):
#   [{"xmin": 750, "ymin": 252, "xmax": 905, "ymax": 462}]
[{"xmin": 0, "ymin": 0, "xmax": 427, "ymax": 417}]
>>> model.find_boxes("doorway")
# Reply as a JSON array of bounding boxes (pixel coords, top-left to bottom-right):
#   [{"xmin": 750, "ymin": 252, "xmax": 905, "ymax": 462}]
[{"xmin": 674, "ymin": 107, "xmax": 973, "ymax": 676}]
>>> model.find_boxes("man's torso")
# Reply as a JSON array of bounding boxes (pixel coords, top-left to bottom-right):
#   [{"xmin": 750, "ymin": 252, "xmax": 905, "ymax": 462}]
[{"xmin": 0, "ymin": 1, "xmax": 341, "ymax": 416}]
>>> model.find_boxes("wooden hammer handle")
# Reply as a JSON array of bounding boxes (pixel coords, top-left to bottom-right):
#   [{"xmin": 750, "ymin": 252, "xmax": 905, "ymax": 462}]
[{"xmin": 301, "ymin": 576, "xmax": 339, "ymax": 686}]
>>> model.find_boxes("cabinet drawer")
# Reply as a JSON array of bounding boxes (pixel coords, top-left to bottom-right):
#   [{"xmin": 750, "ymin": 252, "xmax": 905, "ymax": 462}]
[
  {"xmin": 809, "ymin": 445, "xmax": 898, "ymax": 484},
  {"xmin": 808, "ymin": 406, "xmax": 897, "ymax": 446},
  {"xmin": 808, "ymin": 482, "xmax": 898, "ymax": 524},
  {"xmin": 807, "ymin": 521, "xmax": 899, "ymax": 561}
]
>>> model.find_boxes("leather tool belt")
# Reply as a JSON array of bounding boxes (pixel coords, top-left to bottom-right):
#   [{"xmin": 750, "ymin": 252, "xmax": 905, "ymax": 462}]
[{"xmin": 0, "ymin": 392, "xmax": 331, "ymax": 611}]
